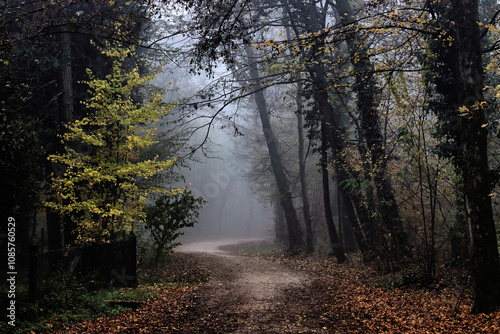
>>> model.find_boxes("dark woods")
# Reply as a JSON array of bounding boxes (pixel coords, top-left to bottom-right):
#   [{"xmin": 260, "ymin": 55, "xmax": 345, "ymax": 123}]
[{"xmin": 1, "ymin": 0, "xmax": 500, "ymax": 316}]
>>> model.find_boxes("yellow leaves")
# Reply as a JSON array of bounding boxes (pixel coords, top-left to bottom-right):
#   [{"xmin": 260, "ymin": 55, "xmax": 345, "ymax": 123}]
[
  {"xmin": 266, "ymin": 62, "xmax": 286, "ymax": 75},
  {"xmin": 458, "ymin": 105, "xmax": 470, "ymax": 117},
  {"xmin": 458, "ymin": 101, "xmax": 488, "ymax": 120},
  {"xmin": 493, "ymin": 84, "xmax": 500, "ymax": 99},
  {"xmin": 105, "ymin": 208, "xmax": 123, "ymax": 217},
  {"xmin": 91, "ymin": 39, "xmax": 133, "ymax": 61},
  {"xmin": 44, "ymin": 43, "xmax": 180, "ymax": 245},
  {"xmin": 387, "ymin": 8, "xmax": 399, "ymax": 20}
]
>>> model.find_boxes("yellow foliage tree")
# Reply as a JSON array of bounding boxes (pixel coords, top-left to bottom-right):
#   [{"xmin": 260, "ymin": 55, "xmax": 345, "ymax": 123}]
[{"xmin": 45, "ymin": 44, "xmax": 178, "ymax": 244}]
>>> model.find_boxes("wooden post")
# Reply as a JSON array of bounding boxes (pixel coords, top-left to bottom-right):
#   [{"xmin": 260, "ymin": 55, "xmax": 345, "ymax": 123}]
[
  {"xmin": 29, "ymin": 245, "xmax": 38, "ymax": 300},
  {"xmin": 129, "ymin": 232, "xmax": 137, "ymax": 287}
]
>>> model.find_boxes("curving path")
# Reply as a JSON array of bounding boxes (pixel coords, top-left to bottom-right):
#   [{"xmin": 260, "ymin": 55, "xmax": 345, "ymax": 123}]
[{"xmin": 176, "ymin": 239, "xmax": 328, "ymax": 333}]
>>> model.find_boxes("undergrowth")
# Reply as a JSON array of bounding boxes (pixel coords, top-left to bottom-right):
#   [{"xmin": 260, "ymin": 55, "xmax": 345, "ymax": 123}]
[{"xmin": 0, "ymin": 252, "xmax": 187, "ymax": 334}]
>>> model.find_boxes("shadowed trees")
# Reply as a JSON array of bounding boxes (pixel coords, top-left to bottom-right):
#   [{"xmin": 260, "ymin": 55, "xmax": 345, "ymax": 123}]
[
  {"xmin": 423, "ymin": 0, "xmax": 500, "ymax": 314},
  {"xmin": 244, "ymin": 45, "xmax": 305, "ymax": 253}
]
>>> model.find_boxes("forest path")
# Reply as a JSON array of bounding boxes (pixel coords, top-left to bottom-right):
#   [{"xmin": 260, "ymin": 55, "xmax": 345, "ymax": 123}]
[
  {"xmin": 55, "ymin": 239, "xmax": 334, "ymax": 333},
  {"xmin": 175, "ymin": 239, "xmax": 329, "ymax": 333},
  {"xmin": 51, "ymin": 239, "xmax": 500, "ymax": 333}
]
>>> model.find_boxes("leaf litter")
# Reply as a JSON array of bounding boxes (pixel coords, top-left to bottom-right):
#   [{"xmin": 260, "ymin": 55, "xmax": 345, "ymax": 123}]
[{"xmin": 55, "ymin": 242, "xmax": 500, "ymax": 333}]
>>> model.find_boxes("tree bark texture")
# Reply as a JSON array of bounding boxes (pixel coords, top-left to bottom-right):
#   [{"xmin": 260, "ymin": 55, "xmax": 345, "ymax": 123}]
[
  {"xmin": 451, "ymin": 0, "xmax": 500, "ymax": 313},
  {"xmin": 273, "ymin": 189, "xmax": 288, "ymax": 245},
  {"xmin": 427, "ymin": 0, "xmax": 500, "ymax": 313},
  {"xmin": 321, "ymin": 121, "xmax": 346, "ymax": 263},
  {"xmin": 295, "ymin": 88, "xmax": 315, "ymax": 254}
]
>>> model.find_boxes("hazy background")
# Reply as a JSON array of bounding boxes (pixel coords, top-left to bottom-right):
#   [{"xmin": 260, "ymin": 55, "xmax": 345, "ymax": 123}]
[
  {"xmin": 177, "ymin": 126, "xmax": 274, "ymax": 242},
  {"xmin": 151, "ymin": 60, "xmax": 274, "ymax": 243}
]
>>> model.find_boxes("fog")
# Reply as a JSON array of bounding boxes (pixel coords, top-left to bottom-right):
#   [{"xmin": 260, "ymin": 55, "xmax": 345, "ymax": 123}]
[
  {"xmin": 156, "ymin": 84, "xmax": 272, "ymax": 242},
  {"xmin": 177, "ymin": 126, "xmax": 273, "ymax": 242},
  {"xmin": 150, "ymin": 50, "xmax": 274, "ymax": 243}
]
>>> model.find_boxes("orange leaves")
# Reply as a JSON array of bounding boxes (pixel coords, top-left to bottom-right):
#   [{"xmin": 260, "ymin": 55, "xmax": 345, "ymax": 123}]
[
  {"xmin": 256, "ymin": 253, "xmax": 500, "ymax": 333},
  {"xmin": 302, "ymin": 258, "xmax": 500, "ymax": 333},
  {"xmin": 55, "ymin": 285, "xmax": 199, "ymax": 334},
  {"xmin": 54, "ymin": 251, "xmax": 500, "ymax": 333}
]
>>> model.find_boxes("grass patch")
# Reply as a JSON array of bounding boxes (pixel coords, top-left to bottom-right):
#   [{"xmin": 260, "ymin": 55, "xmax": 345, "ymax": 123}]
[
  {"xmin": 0, "ymin": 262, "xmax": 189, "ymax": 334},
  {"xmin": 0, "ymin": 282, "xmax": 176, "ymax": 334}
]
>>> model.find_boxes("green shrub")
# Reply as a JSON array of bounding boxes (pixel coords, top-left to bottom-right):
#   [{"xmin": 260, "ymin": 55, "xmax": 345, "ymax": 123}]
[{"xmin": 144, "ymin": 190, "xmax": 205, "ymax": 266}]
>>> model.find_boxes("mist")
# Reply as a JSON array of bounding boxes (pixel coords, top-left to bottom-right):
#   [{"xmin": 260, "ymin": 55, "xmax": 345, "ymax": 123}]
[
  {"xmin": 150, "ymin": 55, "xmax": 274, "ymax": 243},
  {"xmin": 177, "ymin": 126, "xmax": 273, "ymax": 242}
]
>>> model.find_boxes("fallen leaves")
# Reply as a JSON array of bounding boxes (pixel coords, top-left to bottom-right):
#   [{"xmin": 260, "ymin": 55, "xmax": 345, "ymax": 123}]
[
  {"xmin": 270, "ymin": 253, "xmax": 500, "ymax": 333},
  {"xmin": 55, "ymin": 285, "xmax": 199, "ymax": 333},
  {"xmin": 54, "ymin": 246, "xmax": 500, "ymax": 333}
]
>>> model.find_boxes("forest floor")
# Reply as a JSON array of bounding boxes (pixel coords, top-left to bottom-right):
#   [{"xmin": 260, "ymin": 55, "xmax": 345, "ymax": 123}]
[{"xmin": 55, "ymin": 239, "xmax": 500, "ymax": 333}]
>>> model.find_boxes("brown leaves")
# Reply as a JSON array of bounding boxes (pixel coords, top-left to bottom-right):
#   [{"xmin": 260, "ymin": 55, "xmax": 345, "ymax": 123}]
[
  {"xmin": 55, "ymin": 250, "xmax": 500, "ymax": 333},
  {"xmin": 277, "ymin": 254, "xmax": 500, "ymax": 333},
  {"xmin": 55, "ymin": 285, "xmax": 199, "ymax": 333}
]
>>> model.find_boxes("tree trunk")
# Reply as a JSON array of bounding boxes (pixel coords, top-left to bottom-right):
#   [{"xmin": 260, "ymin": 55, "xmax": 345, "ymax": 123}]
[
  {"xmin": 296, "ymin": 88, "xmax": 314, "ymax": 254},
  {"xmin": 321, "ymin": 126, "xmax": 346, "ymax": 263},
  {"xmin": 272, "ymin": 189, "xmax": 288, "ymax": 246},
  {"xmin": 335, "ymin": 0, "xmax": 410, "ymax": 260},
  {"xmin": 245, "ymin": 45, "xmax": 304, "ymax": 253},
  {"xmin": 283, "ymin": 0, "xmax": 378, "ymax": 262},
  {"xmin": 337, "ymin": 181, "xmax": 358, "ymax": 252},
  {"xmin": 451, "ymin": 179, "xmax": 469, "ymax": 266},
  {"xmin": 428, "ymin": 0, "xmax": 500, "ymax": 313},
  {"xmin": 451, "ymin": 0, "xmax": 500, "ymax": 313},
  {"xmin": 59, "ymin": 32, "xmax": 76, "ymax": 246},
  {"xmin": 283, "ymin": 22, "xmax": 314, "ymax": 253},
  {"xmin": 58, "ymin": 32, "xmax": 74, "ymax": 123},
  {"xmin": 46, "ymin": 210, "xmax": 64, "ymax": 250},
  {"xmin": 338, "ymin": 186, "xmax": 367, "ymax": 253}
]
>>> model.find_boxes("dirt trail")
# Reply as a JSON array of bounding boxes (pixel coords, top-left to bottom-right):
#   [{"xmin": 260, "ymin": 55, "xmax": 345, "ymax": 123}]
[
  {"xmin": 176, "ymin": 239, "xmax": 264, "ymax": 253},
  {"xmin": 176, "ymin": 240, "xmax": 328, "ymax": 333}
]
